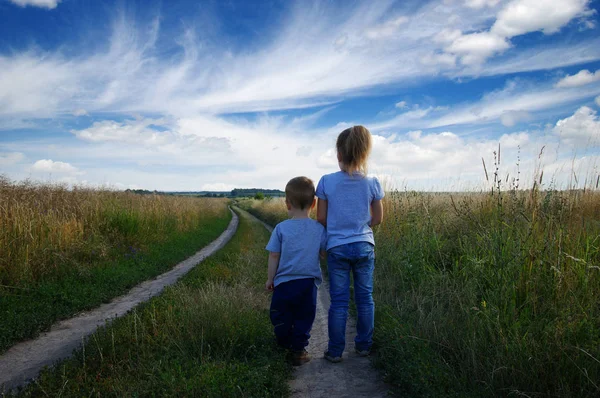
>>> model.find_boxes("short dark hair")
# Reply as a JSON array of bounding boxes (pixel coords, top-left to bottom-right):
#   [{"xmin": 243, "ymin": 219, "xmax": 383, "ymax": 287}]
[{"xmin": 285, "ymin": 177, "xmax": 315, "ymax": 210}]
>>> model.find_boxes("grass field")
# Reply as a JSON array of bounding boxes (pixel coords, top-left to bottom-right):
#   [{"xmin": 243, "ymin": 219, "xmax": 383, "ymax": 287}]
[
  {"xmin": 239, "ymin": 185, "xmax": 600, "ymax": 397},
  {"xmin": 7, "ymin": 209, "xmax": 290, "ymax": 397},
  {"xmin": 0, "ymin": 177, "xmax": 231, "ymax": 353}
]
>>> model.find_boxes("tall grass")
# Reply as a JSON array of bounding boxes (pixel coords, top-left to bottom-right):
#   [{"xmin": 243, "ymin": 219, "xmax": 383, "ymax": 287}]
[
  {"xmin": 239, "ymin": 198, "xmax": 292, "ymax": 227},
  {"xmin": 0, "ymin": 176, "xmax": 231, "ymax": 352},
  {"xmin": 0, "ymin": 176, "xmax": 226, "ymax": 286},
  {"xmin": 10, "ymin": 210, "xmax": 291, "ymax": 397},
  {"xmin": 240, "ymin": 185, "xmax": 600, "ymax": 396},
  {"xmin": 374, "ymin": 186, "xmax": 600, "ymax": 397}
]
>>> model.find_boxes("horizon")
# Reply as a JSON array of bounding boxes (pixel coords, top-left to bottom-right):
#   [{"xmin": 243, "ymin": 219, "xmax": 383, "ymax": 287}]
[{"xmin": 1, "ymin": 0, "xmax": 599, "ymax": 192}]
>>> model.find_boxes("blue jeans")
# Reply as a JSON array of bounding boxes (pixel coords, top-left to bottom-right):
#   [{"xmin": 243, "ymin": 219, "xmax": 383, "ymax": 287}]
[
  {"xmin": 270, "ymin": 278, "xmax": 317, "ymax": 351},
  {"xmin": 327, "ymin": 242, "xmax": 375, "ymax": 357}
]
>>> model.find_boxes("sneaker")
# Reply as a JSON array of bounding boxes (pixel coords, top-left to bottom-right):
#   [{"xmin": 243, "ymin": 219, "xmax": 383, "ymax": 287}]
[
  {"xmin": 355, "ymin": 347, "xmax": 371, "ymax": 357},
  {"xmin": 289, "ymin": 349, "xmax": 311, "ymax": 366},
  {"xmin": 323, "ymin": 350, "xmax": 342, "ymax": 363}
]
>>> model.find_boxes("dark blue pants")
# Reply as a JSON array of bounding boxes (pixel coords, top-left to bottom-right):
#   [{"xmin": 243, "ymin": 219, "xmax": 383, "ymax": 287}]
[{"xmin": 270, "ymin": 278, "xmax": 317, "ymax": 351}]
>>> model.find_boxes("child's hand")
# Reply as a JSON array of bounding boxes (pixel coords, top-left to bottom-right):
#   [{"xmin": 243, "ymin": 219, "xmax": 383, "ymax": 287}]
[{"xmin": 265, "ymin": 279, "xmax": 274, "ymax": 292}]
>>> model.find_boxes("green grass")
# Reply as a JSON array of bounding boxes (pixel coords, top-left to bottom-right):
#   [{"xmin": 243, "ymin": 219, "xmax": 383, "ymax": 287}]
[
  {"xmin": 239, "ymin": 190, "xmax": 600, "ymax": 397},
  {"xmin": 237, "ymin": 198, "xmax": 291, "ymax": 227},
  {"xmin": 0, "ymin": 205, "xmax": 231, "ymax": 354},
  {"xmin": 8, "ymin": 209, "xmax": 290, "ymax": 397},
  {"xmin": 372, "ymin": 190, "xmax": 600, "ymax": 397}
]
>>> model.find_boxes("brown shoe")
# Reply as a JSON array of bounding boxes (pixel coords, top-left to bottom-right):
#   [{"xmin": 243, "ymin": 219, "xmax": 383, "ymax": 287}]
[{"xmin": 289, "ymin": 349, "xmax": 311, "ymax": 366}]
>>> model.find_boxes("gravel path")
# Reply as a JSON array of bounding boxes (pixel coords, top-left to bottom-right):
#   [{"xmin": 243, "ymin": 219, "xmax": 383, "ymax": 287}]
[
  {"xmin": 242, "ymin": 208, "xmax": 389, "ymax": 398},
  {"xmin": 0, "ymin": 208, "xmax": 239, "ymax": 392}
]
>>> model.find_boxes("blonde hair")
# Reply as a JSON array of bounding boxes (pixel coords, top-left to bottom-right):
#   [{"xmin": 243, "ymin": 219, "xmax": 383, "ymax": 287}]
[
  {"xmin": 285, "ymin": 176, "xmax": 315, "ymax": 210},
  {"xmin": 336, "ymin": 125, "xmax": 372, "ymax": 176}
]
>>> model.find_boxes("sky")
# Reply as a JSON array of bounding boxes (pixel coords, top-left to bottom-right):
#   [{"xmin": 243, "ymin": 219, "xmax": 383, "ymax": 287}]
[{"xmin": 0, "ymin": 0, "xmax": 599, "ymax": 192}]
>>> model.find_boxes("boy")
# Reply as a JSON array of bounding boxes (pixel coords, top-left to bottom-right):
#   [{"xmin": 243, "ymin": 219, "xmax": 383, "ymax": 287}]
[{"xmin": 265, "ymin": 176, "xmax": 326, "ymax": 366}]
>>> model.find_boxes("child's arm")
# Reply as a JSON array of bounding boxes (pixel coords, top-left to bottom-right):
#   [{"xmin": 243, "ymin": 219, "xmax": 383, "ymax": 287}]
[
  {"xmin": 317, "ymin": 198, "xmax": 328, "ymax": 227},
  {"xmin": 265, "ymin": 252, "xmax": 280, "ymax": 291},
  {"xmin": 370, "ymin": 199, "xmax": 383, "ymax": 227}
]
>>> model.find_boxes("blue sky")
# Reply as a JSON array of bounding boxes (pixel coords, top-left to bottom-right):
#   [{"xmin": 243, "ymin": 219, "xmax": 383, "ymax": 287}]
[{"xmin": 1, "ymin": 0, "xmax": 599, "ymax": 191}]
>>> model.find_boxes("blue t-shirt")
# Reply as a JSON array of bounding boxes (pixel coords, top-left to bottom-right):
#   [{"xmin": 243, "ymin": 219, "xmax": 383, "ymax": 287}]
[
  {"xmin": 265, "ymin": 218, "xmax": 326, "ymax": 287},
  {"xmin": 316, "ymin": 171, "xmax": 384, "ymax": 250}
]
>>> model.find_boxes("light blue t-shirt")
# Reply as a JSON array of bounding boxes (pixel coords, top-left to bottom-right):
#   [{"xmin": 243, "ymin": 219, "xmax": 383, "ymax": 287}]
[
  {"xmin": 266, "ymin": 218, "xmax": 326, "ymax": 287},
  {"xmin": 316, "ymin": 171, "xmax": 384, "ymax": 250}
]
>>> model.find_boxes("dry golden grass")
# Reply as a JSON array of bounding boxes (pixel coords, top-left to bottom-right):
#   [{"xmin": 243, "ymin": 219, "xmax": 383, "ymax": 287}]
[
  {"xmin": 239, "ymin": 197, "xmax": 315, "ymax": 226},
  {"xmin": 0, "ymin": 176, "xmax": 226, "ymax": 286}
]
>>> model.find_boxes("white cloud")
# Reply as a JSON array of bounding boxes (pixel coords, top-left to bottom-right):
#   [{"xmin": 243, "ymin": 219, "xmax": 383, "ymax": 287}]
[
  {"xmin": 395, "ymin": 101, "xmax": 408, "ymax": 109},
  {"xmin": 316, "ymin": 149, "xmax": 338, "ymax": 170},
  {"xmin": 370, "ymin": 75, "xmax": 600, "ymax": 133},
  {"xmin": 367, "ymin": 130, "xmax": 514, "ymax": 187},
  {"xmin": 365, "ymin": 126, "xmax": 599, "ymax": 191},
  {"xmin": 581, "ymin": 20, "xmax": 596, "ymax": 30},
  {"xmin": 2, "ymin": 0, "xmax": 595, "ymax": 120},
  {"xmin": 0, "ymin": 54, "xmax": 79, "ymax": 117},
  {"xmin": 72, "ymin": 109, "xmax": 88, "ymax": 117},
  {"xmin": 420, "ymin": 52, "xmax": 457, "ymax": 67},
  {"xmin": 372, "ymin": 107, "xmax": 433, "ymax": 131},
  {"xmin": 464, "ymin": 0, "xmax": 502, "ymax": 8},
  {"xmin": 70, "ymin": 117, "xmax": 235, "ymax": 168},
  {"xmin": 72, "ymin": 118, "xmax": 172, "ymax": 145},
  {"xmin": 1, "ymin": 1, "xmax": 600, "ymax": 192},
  {"xmin": 8, "ymin": 0, "xmax": 60, "ymax": 9},
  {"xmin": 427, "ymin": 81, "xmax": 600, "ymax": 129},
  {"xmin": 555, "ymin": 69, "xmax": 600, "ymax": 88},
  {"xmin": 296, "ymin": 146, "xmax": 312, "ymax": 157},
  {"xmin": 553, "ymin": 106, "xmax": 600, "ymax": 146},
  {"xmin": 433, "ymin": 29, "xmax": 462, "ymax": 45},
  {"xmin": 499, "ymin": 131, "xmax": 530, "ymax": 148},
  {"xmin": 444, "ymin": 0, "xmax": 594, "ymax": 66},
  {"xmin": 201, "ymin": 183, "xmax": 235, "ymax": 192},
  {"xmin": 56, "ymin": 111, "xmax": 340, "ymax": 190},
  {"xmin": 8, "ymin": 108, "xmax": 598, "ymax": 191},
  {"xmin": 333, "ymin": 34, "xmax": 348, "ymax": 49},
  {"xmin": 500, "ymin": 110, "xmax": 531, "ymax": 127},
  {"xmin": 470, "ymin": 39, "xmax": 600, "ymax": 77},
  {"xmin": 365, "ymin": 16, "xmax": 409, "ymax": 39},
  {"xmin": 491, "ymin": 0, "xmax": 593, "ymax": 38},
  {"xmin": 446, "ymin": 32, "xmax": 510, "ymax": 65},
  {"xmin": 31, "ymin": 159, "xmax": 79, "ymax": 174},
  {"xmin": 0, "ymin": 152, "xmax": 24, "ymax": 165}
]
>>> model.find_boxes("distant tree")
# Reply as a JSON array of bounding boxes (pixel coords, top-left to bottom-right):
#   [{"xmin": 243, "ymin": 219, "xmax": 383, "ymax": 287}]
[{"xmin": 254, "ymin": 192, "xmax": 265, "ymax": 200}]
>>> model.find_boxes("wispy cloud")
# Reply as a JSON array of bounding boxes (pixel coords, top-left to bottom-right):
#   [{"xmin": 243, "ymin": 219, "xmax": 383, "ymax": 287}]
[
  {"xmin": 1, "ymin": 0, "xmax": 599, "ymax": 191},
  {"xmin": 0, "ymin": 152, "xmax": 25, "ymax": 166},
  {"xmin": 1, "ymin": 0, "xmax": 597, "ymax": 120},
  {"xmin": 372, "ymin": 77, "xmax": 600, "ymax": 132},
  {"xmin": 556, "ymin": 69, "xmax": 600, "ymax": 88},
  {"xmin": 464, "ymin": 0, "xmax": 502, "ymax": 9},
  {"xmin": 8, "ymin": 0, "xmax": 61, "ymax": 9}
]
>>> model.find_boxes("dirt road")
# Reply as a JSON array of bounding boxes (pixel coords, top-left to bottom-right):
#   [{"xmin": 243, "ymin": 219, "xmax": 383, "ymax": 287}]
[
  {"xmin": 0, "ymin": 209, "xmax": 239, "ymax": 392},
  {"xmin": 244, "ymin": 208, "xmax": 389, "ymax": 397}
]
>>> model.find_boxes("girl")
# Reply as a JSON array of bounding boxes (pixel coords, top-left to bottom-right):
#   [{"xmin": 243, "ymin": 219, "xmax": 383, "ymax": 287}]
[{"xmin": 316, "ymin": 125, "xmax": 384, "ymax": 363}]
